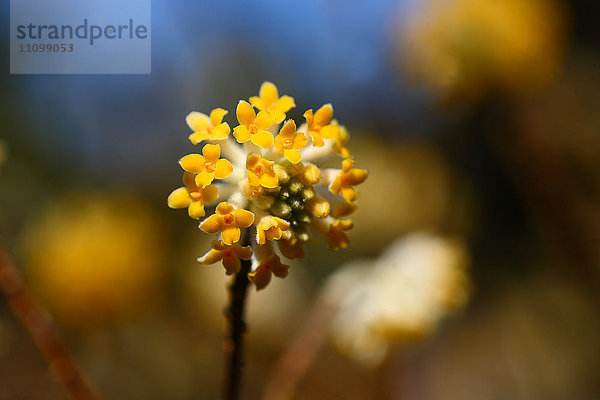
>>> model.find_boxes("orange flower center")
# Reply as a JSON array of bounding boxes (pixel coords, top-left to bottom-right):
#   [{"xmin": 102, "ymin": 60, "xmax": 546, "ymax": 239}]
[
  {"xmin": 190, "ymin": 191, "xmax": 202, "ymax": 201},
  {"xmin": 205, "ymin": 161, "xmax": 216, "ymax": 173},
  {"xmin": 283, "ymin": 138, "xmax": 293, "ymax": 149},
  {"xmin": 253, "ymin": 165, "xmax": 264, "ymax": 175},
  {"xmin": 249, "ymin": 124, "xmax": 259, "ymax": 135},
  {"xmin": 223, "ymin": 248, "xmax": 233, "ymax": 257},
  {"xmin": 223, "ymin": 214, "xmax": 235, "ymax": 225}
]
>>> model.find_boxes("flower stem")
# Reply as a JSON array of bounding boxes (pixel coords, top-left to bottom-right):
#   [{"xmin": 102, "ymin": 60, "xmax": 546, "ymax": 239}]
[
  {"xmin": 223, "ymin": 236, "xmax": 252, "ymax": 400},
  {"xmin": 0, "ymin": 248, "xmax": 101, "ymax": 400}
]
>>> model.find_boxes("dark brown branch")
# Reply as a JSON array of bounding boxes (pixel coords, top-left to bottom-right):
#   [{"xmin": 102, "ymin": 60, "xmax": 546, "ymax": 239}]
[
  {"xmin": 223, "ymin": 236, "xmax": 252, "ymax": 400},
  {"xmin": 0, "ymin": 249, "xmax": 101, "ymax": 400}
]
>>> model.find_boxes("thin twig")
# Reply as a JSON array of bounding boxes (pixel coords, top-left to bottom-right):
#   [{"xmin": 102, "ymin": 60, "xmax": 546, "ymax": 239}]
[
  {"xmin": 262, "ymin": 278, "xmax": 353, "ymax": 400},
  {"xmin": 223, "ymin": 234, "xmax": 252, "ymax": 400},
  {"xmin": 0, "ymin": 248, "xmax": 101, "ymax": 400}
]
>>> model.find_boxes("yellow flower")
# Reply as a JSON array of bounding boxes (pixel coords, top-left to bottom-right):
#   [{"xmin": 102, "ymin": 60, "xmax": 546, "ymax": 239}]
[
  {"xmin": 200, "ymin": 202, "xmax": 255, "ymax": 245},
  {"xmin": 22, "ymin": 194, "xmax": 166, "ymax": 328},
  {"xmin": 246, "ymin": 154, "xmax": 278, "ymax": 189},
  {"xmin": 333, "ymin": 122, "xmax": 352, "ymax": 159},
  {"xmin": 249, "ymin": 81, "xmax": 296, "ymax": 124},
  {"xmin": 278, "ymin": 238, "xmax": 305, "ymax": 260},
  {"xmin": 198, "ymin": 240, "xmax": 253, "ymax": 275},
  {"xmin": 179, "ymin": 143, "xmax": 233, "ymax": 187},
  {"xmin": 274, "ymin": 120, "xmax": 309, "ymax": 164},
  {"xmin": 257, "ymin": 216, "xmax": 290, "ymax": 245},
  {"xmin": 329, "ymin": 159, "xmax": 368, "ymax": 203},
  {"xmin": 248, "ymin": 254, "xmax": 289, "ymax": 291},
  {"xmin": 233, "ymin": 101, "xmax": 275, "ymax": 149},
  {"xmin": 167, "ymin": 172, "xmax": 219, "ymax": 219},
  {"xmin": 304, "ymin": 104, "xmax": 340, "ymax": 147},
  {"xmin": 187, "ymin": 108, "xmax": 231, "ymax": 144},
  {"xmin": 326, "ymin": 219, "xmax": 354, "ymax": 250}
]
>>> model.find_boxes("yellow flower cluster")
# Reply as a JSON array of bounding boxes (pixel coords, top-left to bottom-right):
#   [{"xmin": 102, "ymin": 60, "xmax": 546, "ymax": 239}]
[
  {"xmin": 399, "ymin": 0, "xmax": 566, "ymax": 101},
  {"xmin": 168, "ymin": 82, "xmax": 367, "ymax": 289}
]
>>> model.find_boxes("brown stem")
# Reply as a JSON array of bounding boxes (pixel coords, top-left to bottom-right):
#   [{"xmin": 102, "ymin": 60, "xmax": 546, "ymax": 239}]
[
  {"xmin": 0, "ymin": 249, "xmax": 101, "ymax": 400},
  {"xmin": 262, "ymin": 283, "xmax": 348, "ymax": 400},
  {"xmin": 223, "ymin": 239, "xmax": 252, "ymax": 400}
]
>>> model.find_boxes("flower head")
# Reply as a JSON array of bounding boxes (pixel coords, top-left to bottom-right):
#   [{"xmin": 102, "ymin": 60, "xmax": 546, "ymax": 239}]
[
  {"xmin": 200, "ymin": 202, "xmax": 255, "ymax": 245},
  {"xmin": 249, "ymin": 81, "xmax": 296, "ymax": 124},
  {"xmin": 198, "ymin": 240, "xmax": 253, "ymax": 275},
  {"xmin": 274, "ymin": 120, "xmax": 308, "ymax": 164},
  {"xmin": 233, "ymin": 101, "xmax": 275, "ymax": 149},
  {"xmin": 329, "ymin": 159, "xmax": 368, "ymax": 203},
  {"xmin": 304, "ymin": 104, "xmax": 340, "ymax": 147},
  {"xmin": 167, "ymin": 173, "xmax": 219, "ymax": 219},
  {"xmin": 179, "ymin": 144, "xmax": 233, "ymax": 187},
  {"xmin": 246, "ymin": 154, "xmax": 278, "ymax": 189},
  {"xmin": 168, "ymin": 82, "xmax": 368, "ymax": 289},
  {"xmin": 187, "ymin": 108, "xmax": 231, "ymax": 144}
]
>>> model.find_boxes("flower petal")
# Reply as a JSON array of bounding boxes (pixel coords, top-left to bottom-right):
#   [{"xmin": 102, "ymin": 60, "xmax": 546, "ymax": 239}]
[
  {"xmin": 179, "ymin": 154, "xmax": 205, "ymax": 174},
  {"xmin": 255, "ymin": 111, "xmax": 274, "ymax": 130},
  {"xmin": 202, "ymin": 143, "xmax": 221, "ymax": 162},
  {"xmin": 201, "ymin": 184, "xmax": 219, "ymax": 204},
  {"xmin": 279, "ymin": 120, "xmax": 296, "ymax": 137},
  {"xmin": 216, "ymin": 202, "xmax": 234, "ymax": 215},
  {"xmin": 329, "ymin": 177, "xmax": 342, "ymax": 196},
  {"xmin": 233, "ymin": 125, "xmax": 251, "ymax": 143},
  {"xmin": 200, "ymin": 214, "xmax": 224, "ymax": 233},
  {"xmin": 189, "ymin": 131, "xmax": 209, "ymax": 145},
  {"xmin": 341, "ymin": 186, "xmax": 358, "ymax": 203},
  {"xmin": 233, "ymin": 209, "xmax": 255, "ymax": 228},
  {"xmin": 275, "ymin": 96, "xmax": 295, "ymax": 113},
  {"xmin": 222, "ymin": 226, "xmax": 241, "ymax": 245},
  {"xmin": 310, "ymin": 132, "xmax": 325, "ymax": 147},
  {"xmin": 320, "ymin": 124, "xmax": 340, "ymax": 139},
  {"xmin": 347, "ymin": 169, "xmax": 368, "ymax": 185},
  {"xmin": 259, "ymin": 81, "xmax": 279, "ymax": 105},
  {"xmin": 195, "ymin": 171, "xmax": 215, "ymax": 187},
  {"xmin": 249, "ymin": 96, "xmax": 266, "ymax": 110},
  {"xmin": 233, "ymin": 245, "xmax": 253, "ymax": 260},
  {"xmin": 209, "ymin": 108, "xmax": 228, "ymax": 126},
  {"xmin": 303, "ymin": 109, "xmax": 314, "ymax": 127},
  {"xmin": 197, "ymin": 248, "xmax": 223, "ymax": 265},
  {"xmin": 269, "ymin": 110, "xmax": 286, "ymax": 124},
  {"xmin": 283, "ymin": 149, "xmax": 302, "ymax": 164},
  {"xmin": 292, "ymin": 132, "xmax": 309, "ymax": 149},
  {"xmin": 186, "ymin": 111, "xmax": 210, "ymax": 132},
  {"xmin": 222, "ymin": 254, "xmax": 241, "ymax": 275},
  {"xmin": 214, "ymin": 159, "xmax": 233, "ymax": 179},
  {"xmin": 246, "ymin": 154, "xmax": 261, "ymax": 169},
  {"xmin": 167, "ymin": 187, "xmax": 191, "ymax": 209},
  {"xmin": 188, "ymin": 201, "xmax": 206, "ymax": 219},
  {"xmin": 260, "ymin": 172, "xmax": 279, "ymax": 189},
  {"xmin": 314, "ymin": 104, "xmax": 334, "ymax": 126},
  {"xmin": 236, "ymin": 101, "xmax": 256, "ymax": 126},
  {"xmin": 211, "ymin": 122, "xmax": 231, "ymax": 140},
  {"xmin": 250, "ymin": 130, "xmax": 274, "ymax": 149},
  {"xmin": 248, "ymin": 265, "xmax": 272, "ymax": 291}
]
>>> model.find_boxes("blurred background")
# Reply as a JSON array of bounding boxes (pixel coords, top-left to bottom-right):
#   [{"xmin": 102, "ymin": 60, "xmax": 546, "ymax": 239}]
[{"xmin": 1, "ymin": 0, "xmax": 600, "ymax": 399}]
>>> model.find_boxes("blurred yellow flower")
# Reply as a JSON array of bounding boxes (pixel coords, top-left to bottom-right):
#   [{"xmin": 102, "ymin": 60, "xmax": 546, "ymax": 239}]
[
  {"xmin": 328, "ymin": 233, "xmax": 470, "ymax": 367},
  {"xmin": 21, "ymin": 194, "xmax": 167, "ymax": 328},
  {"xmin": 399, "ymin": 0, "xmax": 567, "ymax": 101}
]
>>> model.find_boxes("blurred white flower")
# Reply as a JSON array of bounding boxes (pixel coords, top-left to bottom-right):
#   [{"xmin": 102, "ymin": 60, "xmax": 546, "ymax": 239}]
[{"xmin": 329, "ymin": 233, "xmax": 470, "ymax": 367}]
